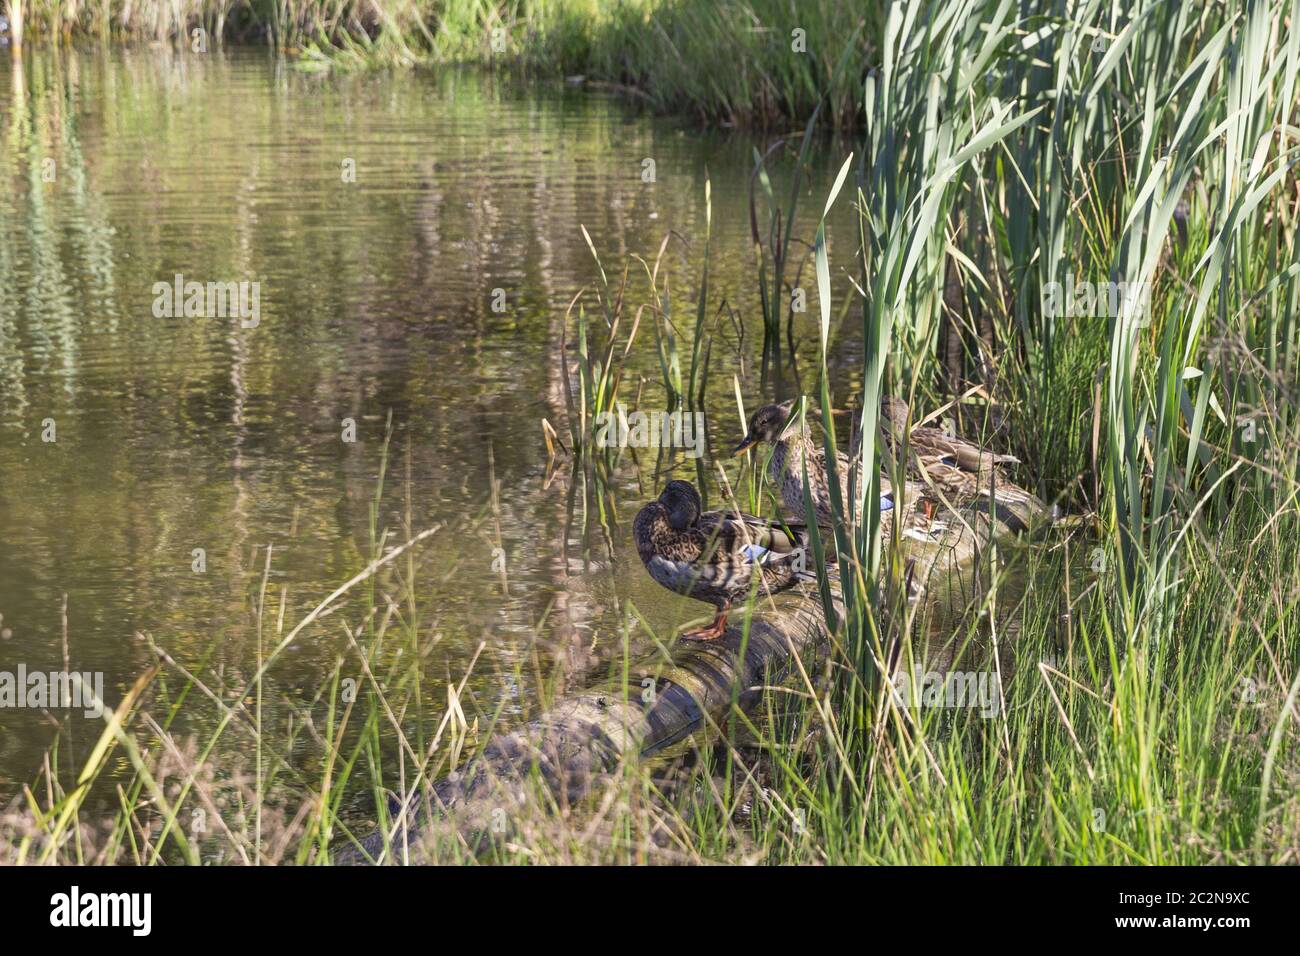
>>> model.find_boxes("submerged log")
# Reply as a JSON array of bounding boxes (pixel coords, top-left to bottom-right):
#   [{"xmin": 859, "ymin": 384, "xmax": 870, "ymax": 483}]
[{"xmin": 337, "ymin": 494, "xmax": 1043, "ymax": 863}]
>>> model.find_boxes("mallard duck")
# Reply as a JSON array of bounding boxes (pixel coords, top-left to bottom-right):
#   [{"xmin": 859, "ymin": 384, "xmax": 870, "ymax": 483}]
[
  {"xmin": 879, "ymin": 397, "xmax": 1043, "ymax": 512},
  {"xmin": 633, "ymin": 480, "xmax": 817, "ymax": 641},
  {"xmin": 732, "ymin": 400, "xmax": 925, "ymax": 534}
]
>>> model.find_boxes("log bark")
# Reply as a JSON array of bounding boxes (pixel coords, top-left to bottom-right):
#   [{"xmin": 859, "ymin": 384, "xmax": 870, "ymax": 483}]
[{"xmin": 337, "ymin": 494, "xmax": 1043, "ymax": 864}]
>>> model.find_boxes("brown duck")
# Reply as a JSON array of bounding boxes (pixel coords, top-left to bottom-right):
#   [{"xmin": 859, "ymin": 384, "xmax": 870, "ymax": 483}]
[
  {"xmin": 879, "ymin": 397, "xmax": 1043, "ymax": 512},
  {"xmin": 732, "ymin": 399, "xmax": 929, "ymax": 535},
  {"xmin": 633, "ymin": 480, "xmax": 818, "ymax": 641}
]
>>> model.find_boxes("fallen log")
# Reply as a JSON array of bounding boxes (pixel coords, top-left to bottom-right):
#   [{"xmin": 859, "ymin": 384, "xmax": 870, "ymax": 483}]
[{"xmin": 336, "ymin": 494, "xmax": 1043, "ymax": 864}]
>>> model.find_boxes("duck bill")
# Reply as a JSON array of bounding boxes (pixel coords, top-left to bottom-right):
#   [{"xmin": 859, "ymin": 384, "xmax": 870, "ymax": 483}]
[{"xmin": 732, "ymin": 434, "xmax": 758, "ymax": 457}]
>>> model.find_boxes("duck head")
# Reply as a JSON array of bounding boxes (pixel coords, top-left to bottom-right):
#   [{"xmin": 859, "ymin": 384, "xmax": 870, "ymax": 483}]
[
  {"xmin": 733, "ymin": 399, "xmax": 798, "ymax": 456},
  {"xmin": 879, "ymin": 396, "xmax": 911, "ymax": 432},
  {"xmin": 660, "ymin": 479, "xmax": 703, "ymax": 530}
]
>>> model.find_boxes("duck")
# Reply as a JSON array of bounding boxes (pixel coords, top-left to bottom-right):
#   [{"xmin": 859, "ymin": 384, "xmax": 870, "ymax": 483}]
[
  {"xmin": 633, "ymin": 480, "xmax": 819, "ymax": 641},
  {"xmin": 732, "ymin": 400, "xmax": 927, "ymax": 535},
  {"xmin": 879, "ymin": 397, "xmax": 1044, "ymax": 512}
]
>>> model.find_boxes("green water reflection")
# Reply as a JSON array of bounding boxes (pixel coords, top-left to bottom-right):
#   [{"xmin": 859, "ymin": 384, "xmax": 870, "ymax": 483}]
[{"xmin": 0, "ymin": 46, "xmax": 861, "ymax": 806}]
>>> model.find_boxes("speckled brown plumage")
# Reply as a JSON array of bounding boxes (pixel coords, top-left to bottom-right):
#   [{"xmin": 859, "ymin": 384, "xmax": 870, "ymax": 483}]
[
  {"xmin": 734, "ymin": 400, "xmax": 931, "ymax": 537},
  {"xmin": 880, "ymin": 397, "xmax": 1045, "ymax": 512},
  {"xmin": 633, "ymin": 480, "xmax": 817, "ymax": 640}
]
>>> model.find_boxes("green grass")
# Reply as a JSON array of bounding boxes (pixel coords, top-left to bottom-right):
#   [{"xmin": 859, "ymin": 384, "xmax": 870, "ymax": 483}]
[
  {"xmin": 4, "ymin": 0, "xmax": 1299, "ymax": 864},
  {"xmin": 782, "ymin": 0, "xmax": 1300, "ymax": 865}
]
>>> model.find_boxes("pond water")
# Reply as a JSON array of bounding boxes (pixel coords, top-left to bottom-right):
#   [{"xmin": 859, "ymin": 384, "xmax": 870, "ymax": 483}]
[{"xmin": 0, "ymin": 46, "xmax": 863, "ymax": 809}]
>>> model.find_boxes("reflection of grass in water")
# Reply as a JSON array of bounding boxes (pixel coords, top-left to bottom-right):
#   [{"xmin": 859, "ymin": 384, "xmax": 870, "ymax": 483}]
[
  {"xmin": 1, "ymin": 52, "xmax": 75, "ymax": 391},
  {"xmin": 6, "ymin": 1, "xmax": 1300, "ymax": 864},
  {"xmin": 0, "ymin": 50, "xmax": 115, "ymax": 408},
  {"xmin": 7, "ymin": 2, "xmax": 873, "ymax": 126}
]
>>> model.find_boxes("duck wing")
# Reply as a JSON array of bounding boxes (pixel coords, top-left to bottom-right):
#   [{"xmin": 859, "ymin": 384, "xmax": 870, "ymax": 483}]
[
  {"xmin": 805, "ymin": 441, "xmax": 862, "ymax": 503},
  {"xmin": 912, "ymin": 455, "xmax": 1043, "ymax": 511},
  {"xmin": 697, "ymin": 511, "xmax": 822, "ymax": 580},
  {"xmin": 697, "ymin": 510, "xmax": 805, "ymax": 555},
  {"xmin": 911, "ymin": 426, "xmax": 1020, "ymax": 473}
]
